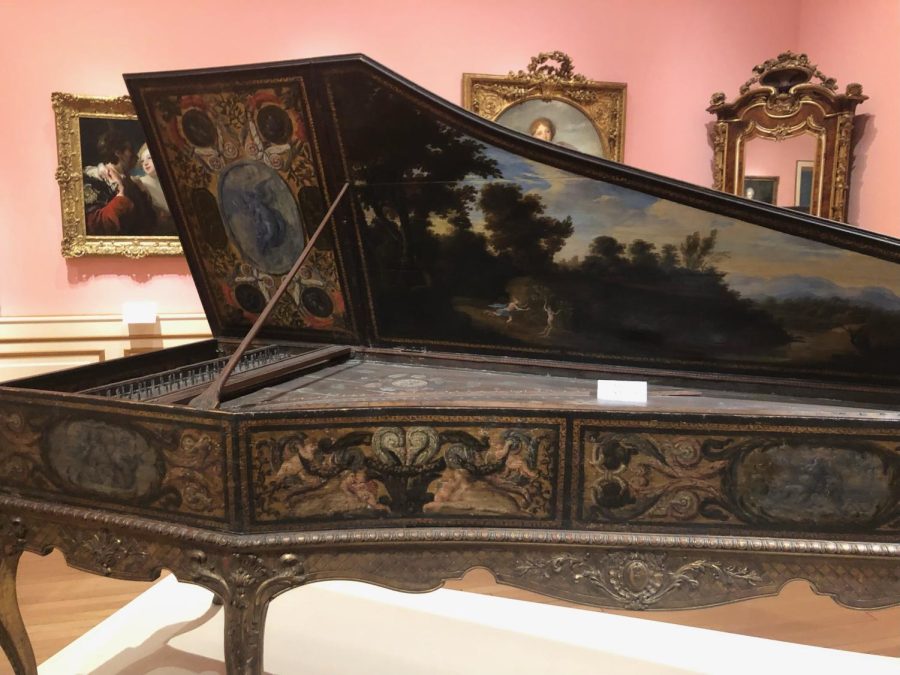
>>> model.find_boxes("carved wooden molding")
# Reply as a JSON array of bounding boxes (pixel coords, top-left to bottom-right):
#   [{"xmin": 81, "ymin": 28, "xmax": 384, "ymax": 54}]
[
  {"xmin": 6, "ymin": 511, "xmax": 900, "ymax": 613},
  {"xmin": 3, "ymin": 504, "xmax": 900, "ymax": 673},
  {"xmin": 3, "ymin": 493, "xmax": 899, "ymax": 558}
]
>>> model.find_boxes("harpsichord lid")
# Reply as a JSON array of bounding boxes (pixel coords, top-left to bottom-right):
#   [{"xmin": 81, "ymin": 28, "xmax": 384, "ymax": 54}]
[{"xmin": 126, "ymin": 54, "xmax": 900, "ymax": 389}]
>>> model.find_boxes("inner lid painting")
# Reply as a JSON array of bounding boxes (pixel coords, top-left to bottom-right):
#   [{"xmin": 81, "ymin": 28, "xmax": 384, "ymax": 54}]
[
  {"xmin": 127, "ymin": 60, "xmax": 357, "ymax": 346},
  {"xmin": 126, "ymin": 55, "xmax": 900, "ymax": 389}
]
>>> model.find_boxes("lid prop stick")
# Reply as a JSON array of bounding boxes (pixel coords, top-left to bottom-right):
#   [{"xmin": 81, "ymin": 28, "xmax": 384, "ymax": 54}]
[{"xmin": 189, "ymin": 182, "xmax": 350, "ymax": 410}]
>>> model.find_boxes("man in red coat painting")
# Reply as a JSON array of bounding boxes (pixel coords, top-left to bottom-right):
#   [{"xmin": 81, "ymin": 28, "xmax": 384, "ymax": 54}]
[{"xmin": 82, "ymin": 130, "xmax": 157, "ymax": 236}]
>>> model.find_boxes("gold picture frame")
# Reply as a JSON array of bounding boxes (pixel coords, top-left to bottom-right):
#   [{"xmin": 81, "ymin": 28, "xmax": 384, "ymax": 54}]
[
  {"xmin": 462, "ymin": 51, "xmax": 626, "ymax": 161},
  {"xmin": 52, "ymin": 93, "xmax": 182, "ymax": 258},
  {"xmin": 743, "ymin": 175, "xmax": 779, "ymax": 205}
]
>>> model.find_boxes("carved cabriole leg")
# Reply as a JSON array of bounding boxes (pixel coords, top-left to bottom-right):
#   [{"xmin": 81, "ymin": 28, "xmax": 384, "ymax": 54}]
[
  {"xmin": 186, "ymin": 550, "xmax": 307, "ymax": 675},
  {"xmin": 0, "ymin": 518, "xmax": 34, "ymax": 675}
]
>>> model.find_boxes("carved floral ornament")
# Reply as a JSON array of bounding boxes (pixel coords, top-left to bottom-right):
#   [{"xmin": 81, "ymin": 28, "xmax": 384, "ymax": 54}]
[
  {"xmin": 515, "ymin": 551, "xmax": 763, "ymax": 610},
  {"xmin": 60, "ymin": 528, "xmax": 148, "ymax": 576},
  {"xmin": 462, "ymin": 51, "xmax": 626, "ymax": 162},
  {"xmin": 511, "ymin": 51, "xmax": 588, "ymax": 86}
]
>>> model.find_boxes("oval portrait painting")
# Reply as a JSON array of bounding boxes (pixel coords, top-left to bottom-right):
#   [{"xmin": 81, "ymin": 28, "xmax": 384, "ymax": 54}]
[
  {"xmin": 496, "ymin": 99, "xmax": 604, "ymax": 158},
  {"xmin": 218, "ymin": 161, "xmax": 306, "ymax": 275}
]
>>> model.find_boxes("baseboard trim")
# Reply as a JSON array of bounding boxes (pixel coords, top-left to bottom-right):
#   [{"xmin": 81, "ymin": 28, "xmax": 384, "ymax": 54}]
[{"xmin": 0, "ymin": 313, "xmax": 211, "ymax": 380}]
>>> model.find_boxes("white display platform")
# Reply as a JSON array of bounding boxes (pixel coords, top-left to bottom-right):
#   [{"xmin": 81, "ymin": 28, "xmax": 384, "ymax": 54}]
[{"xmin": 39, "ymin": 575, "xmax": 897, "ymax": 675}]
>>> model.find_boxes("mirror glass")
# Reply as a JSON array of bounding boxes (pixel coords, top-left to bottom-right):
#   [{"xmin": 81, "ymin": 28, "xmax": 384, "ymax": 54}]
[{"xmin": 742, "ymin": 133, "xmax": 817, "ymax": 213}]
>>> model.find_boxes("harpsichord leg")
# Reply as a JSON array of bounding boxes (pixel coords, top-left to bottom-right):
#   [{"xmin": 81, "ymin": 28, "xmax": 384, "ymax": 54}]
[
  {"xmin": 221, "ymin": 591, "xmax": 272, "ymax": 675},
  {"xmin": 186, "ymin": 549, "xmax": 307, "ymax": 675},
  {"xmin": 0, "ymin": 519, "xmax": 34, "ymax": 675}
]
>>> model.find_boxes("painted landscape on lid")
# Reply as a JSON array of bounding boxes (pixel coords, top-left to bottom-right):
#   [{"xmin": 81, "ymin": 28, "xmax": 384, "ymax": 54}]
[{"xmin": 328, "ymin": 69, "xmax": 900, "ymax": 381}]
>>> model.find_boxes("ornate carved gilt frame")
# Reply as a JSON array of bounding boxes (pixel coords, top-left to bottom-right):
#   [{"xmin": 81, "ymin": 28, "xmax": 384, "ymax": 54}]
[
  {"xmin": 52, "ymin": 93, "xmax": 182, "ymax": 258},
  {"xmin": 463, "ymin": 52, "xmax": 626, "ymax": 162},
  {"xmin": 708, "ymin": 52, "xmax": 866, "ymax": 223}
]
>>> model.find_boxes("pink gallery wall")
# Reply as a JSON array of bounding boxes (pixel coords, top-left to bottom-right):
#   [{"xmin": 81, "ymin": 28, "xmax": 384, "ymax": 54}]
[
  {"xmin": 795, "ymin": 0, "xmax": 900, "ymax": 232},
  {"xmin": 1, "ymin": 0, "xmax": 892, "ymax": 320}
]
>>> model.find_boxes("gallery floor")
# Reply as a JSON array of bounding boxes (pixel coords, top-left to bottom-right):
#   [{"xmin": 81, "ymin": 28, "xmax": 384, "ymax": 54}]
[{"xmin": 1, "ymin": 549, "xmax": 898, "ymax": 673}]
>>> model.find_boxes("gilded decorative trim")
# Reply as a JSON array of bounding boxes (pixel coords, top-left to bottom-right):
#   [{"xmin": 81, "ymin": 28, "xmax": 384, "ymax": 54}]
[
  {"xmin": 831, "ymin": 112, "xmax": 854, "ymax": 221},
  {"xmin": 59, "ymin": 528, "xmax": 149, "ymax": 576},
  {"xmin": 4, "ymin": 508, "xmax": 900, "ymax": 675},
  {"xmin": 0, "ymin": 517, "xmax": 26, "ymax": 558},
  {"xmin": 711, "ymin": 122, "xmax": 727, "ymax": 191},
  {"xmin": 738, "ymin": 52, "xmax": 838, "ymax": 96},
  {"xmin": 188, "ymin": 549, "xmax": 306, "ymax": 671}
]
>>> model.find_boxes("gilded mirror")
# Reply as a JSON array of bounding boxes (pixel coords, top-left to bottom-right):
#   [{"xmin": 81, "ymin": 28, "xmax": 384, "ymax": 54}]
[{"xmin": 708, "ymin": 52, "xmax": 866, "ymax": 223}]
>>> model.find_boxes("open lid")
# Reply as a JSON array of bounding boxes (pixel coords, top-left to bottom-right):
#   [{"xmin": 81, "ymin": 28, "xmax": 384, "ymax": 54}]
[{"xmin": 127, "ymin": 55, "xmax": 900, "ymax": 389}]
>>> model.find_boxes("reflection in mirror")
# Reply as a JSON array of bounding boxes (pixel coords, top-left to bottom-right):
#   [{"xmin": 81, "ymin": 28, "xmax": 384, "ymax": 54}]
[{"xmin": 743, "ymin": 132, "xmax": 817, "ymax": 211}]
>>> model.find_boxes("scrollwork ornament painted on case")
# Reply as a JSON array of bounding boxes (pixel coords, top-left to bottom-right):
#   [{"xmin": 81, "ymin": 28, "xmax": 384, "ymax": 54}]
[
  {"xmin": 251, "ymin": 424, "xmax": 558, "ymax": 522},
  {"xmin": 0, "ymin": 400, "xmax": 229, "ymax": 523},
  {"xmin": 579, "ymin": 430, "xmax": 900, "ymax": 533}
]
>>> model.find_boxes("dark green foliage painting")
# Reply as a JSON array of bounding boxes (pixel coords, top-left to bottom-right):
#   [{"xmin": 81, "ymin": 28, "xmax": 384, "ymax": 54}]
[{"xmin": 329, "ymin": 72, "xmax": 900, "ymax": 379}]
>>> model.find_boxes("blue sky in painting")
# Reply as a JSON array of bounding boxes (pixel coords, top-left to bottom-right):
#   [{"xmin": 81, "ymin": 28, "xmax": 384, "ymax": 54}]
[{"xmin": 453, "ymin": 144, "xmax": 900, "ymax": 297}]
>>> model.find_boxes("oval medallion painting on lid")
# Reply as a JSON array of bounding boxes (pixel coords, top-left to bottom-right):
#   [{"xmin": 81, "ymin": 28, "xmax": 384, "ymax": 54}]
[
  {"xmin": 218, "ymin": 160, "xmax": 306, "ymax": 274},
  {"xmin": 181, "ymin": 108, "xmax": 218, "ymax": 147}
]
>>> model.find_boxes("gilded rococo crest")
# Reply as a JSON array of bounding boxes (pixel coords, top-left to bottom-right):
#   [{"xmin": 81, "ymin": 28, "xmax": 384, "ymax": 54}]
[
  {"xmin": 463, "ymin": 51, "xmax": 626, "ymax": 161},
  {"xmin": 52, "ymin": 93, "xmax": 182, "ymax": 258},
  {"xmin": 740, "ymin": 51, "xmax": 838, "ymax": 96}
]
